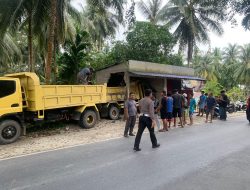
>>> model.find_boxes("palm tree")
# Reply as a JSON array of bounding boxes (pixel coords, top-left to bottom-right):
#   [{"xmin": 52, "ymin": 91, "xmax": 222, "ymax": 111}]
[
  {"xmin": 235, "ymin": 44, "xmax": 250, "ymax": 92},
  {"xmin": 164, "ymin": 0, "xmax": 226, "ymax": 67},
  {"xmin": 81, "ymin": 0, "xmax": 125, "ymax": 49},
  {"xmin": 223, "ymin": 44, "xmax": 240, "ymax": 65},
  {"xmin": 58, "ymin": 31, "xmax": 90, "ymax": 84},
  {"xmin": 235, "ymin": 0, "xmax": 250, "ymax": 30},
  {"xmin": 0, "ymin": 0, "xmax": 81, "ymax": 82},
  {"xmin": 137, "ymin": 0, "xmax": 167, "ymax": 25},
  {"xmin": 0, "ymin": 0, "xmax": 37, "ymax": 72},
  {"xmin": 219, "ymin": 44, "xmax": 241, "ymax": 89},
  {"xmin": 0, "ymin": 33, "xmax": 22, "ymax": 73},
  {"xmin": 193, "ymin": 51, "xmax": 217, "ymax": 81},
  {"xmin": 81, "ymin": 5, "xmax": 119, "ymax": 49}
]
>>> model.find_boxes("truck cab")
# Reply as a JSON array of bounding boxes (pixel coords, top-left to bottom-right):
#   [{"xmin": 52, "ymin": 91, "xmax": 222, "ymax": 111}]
[{"xmin": 0, "ymin": 77, "xmax": 23, "ymax": 144}]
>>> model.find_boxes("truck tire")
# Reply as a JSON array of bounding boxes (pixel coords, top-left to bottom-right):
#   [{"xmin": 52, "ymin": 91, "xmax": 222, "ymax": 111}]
[
  {"xmin": 0, "ymin": 120, "xmax": 21, "ymax": 145},
  {"xmin": 79, "ymin": 110, "xmax": 97, "ymax": 129},
  {"xmin": 109, "ymin": 106, "xmax": 120, "ymax": 120}
]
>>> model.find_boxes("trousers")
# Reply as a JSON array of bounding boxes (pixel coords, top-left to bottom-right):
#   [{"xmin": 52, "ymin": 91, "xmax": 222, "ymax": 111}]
[
  {"xmin": 219, "ymin": 106, "xmax": 227, "ymax": 120},
  {"xmin": 134, "ymin": 116, "xmax": 158, "ymax": 148},
  {"xmin": 124, "ymin": 116, "xmax": 136, "ymax": 135}
]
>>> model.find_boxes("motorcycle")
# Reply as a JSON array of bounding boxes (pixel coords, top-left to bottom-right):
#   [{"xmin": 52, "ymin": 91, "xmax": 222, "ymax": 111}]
[
  {"xmin": 213, "ymin": 103, "xmax": 235, "ymax": 118},
  {"xmin": 235, "ymin": 101, "xmax": 247, "ymax": 111},
  {"xmin": 227, "ymin": 103, "xmax": 235, "ymax": 113}
]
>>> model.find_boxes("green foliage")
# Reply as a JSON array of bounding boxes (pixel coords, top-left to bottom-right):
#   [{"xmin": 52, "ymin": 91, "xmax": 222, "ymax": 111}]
[
  {"xmin": 126, "ymin": 22, "xmax": 176, "ymax": 62},
  {"xmin": 137, "ymin": 0, "xmax": 168, "ymax": 25},
  {"xmin": 227, "ymin": 87, "xmax": 246, "ymax": 102},
  {"xmin": 194, "ymin": 43, "xmax": 250, "ymax": 92},
  {"xmin": 203, "ymin": 81, "xmax": 223, "ymax": 97},
  {"xmin": 234, "ymin": 0, "xmax": 250, "ymax": 30},
  {"xmin": 88, "ymin": 22, "xmax": 183, "ymax": 70},
  {"xmin": 165, "ymin": 0, "xmax": 227, "ymax": 66},
  {"xmin": 57, "ymin": 31, "xmax": 90, "ymax": 84},
  {"xmin": 125, "ymin": 0, "xmax": 136, "ymax": 30}
]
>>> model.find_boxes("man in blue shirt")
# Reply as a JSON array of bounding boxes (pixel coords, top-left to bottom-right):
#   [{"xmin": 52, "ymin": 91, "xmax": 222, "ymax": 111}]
[
  {"xmin": 197, "ymin": 91, "xmax": 206, "ymax": 117},
  {"xmin": 166, "ymin": 92, "xmax": 173, "ymax": 128}
]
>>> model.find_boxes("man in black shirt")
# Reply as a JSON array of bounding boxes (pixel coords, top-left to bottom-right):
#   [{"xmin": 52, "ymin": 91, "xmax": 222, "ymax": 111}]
[
  {"xmin": 172, "ymin": 89, "xmax": 184, "ymax": 127},
  {"xmin": 218, "ymin": 90, "xmax": 229, "ymax": 121}
]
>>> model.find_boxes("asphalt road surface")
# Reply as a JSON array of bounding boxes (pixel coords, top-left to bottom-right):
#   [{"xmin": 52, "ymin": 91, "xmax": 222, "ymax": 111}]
[{"xmin": 1, "ymin": 116, "xmax": 250, "ymax": 190}]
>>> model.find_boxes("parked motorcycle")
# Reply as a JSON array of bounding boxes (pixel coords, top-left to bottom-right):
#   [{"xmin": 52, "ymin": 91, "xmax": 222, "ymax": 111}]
[
  {"xmin": 213, "ymin": 103, "xmax": 235, "ymax": 118},
  {"xmin": 227, "ymin": 103, "xmax": 235, "ymax": 113},
  {"xmin": 235, "ymin": 101, "xmax": 247, "ymax": 111}
]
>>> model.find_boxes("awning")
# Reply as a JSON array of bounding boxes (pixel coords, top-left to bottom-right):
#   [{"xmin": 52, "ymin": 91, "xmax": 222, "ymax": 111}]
[{"xmin": 129, "ymin": 71, "xmax": 205, "ymax": 81}]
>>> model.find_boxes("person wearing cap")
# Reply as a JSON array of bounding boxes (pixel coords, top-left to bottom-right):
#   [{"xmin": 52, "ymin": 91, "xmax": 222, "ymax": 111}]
[
  {"xmin": 133, "ymin": 89, "xmax": 160, "ymax": 151},
  {"xmin": 77, "ymin": 67, "xmax": 94, "ymax": 85}
]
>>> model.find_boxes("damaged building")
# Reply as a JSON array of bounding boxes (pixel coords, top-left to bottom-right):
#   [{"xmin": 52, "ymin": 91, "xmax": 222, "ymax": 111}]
[{"xmin": 95, "ymin": 60, "xmax": 205, "ymax": 100}]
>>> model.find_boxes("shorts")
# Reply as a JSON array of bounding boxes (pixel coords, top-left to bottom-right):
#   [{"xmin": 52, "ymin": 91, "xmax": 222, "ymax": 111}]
[
  {"xmin": 189, "ymin": 111, "xmax": 194, "ymax": 117},
  {"xmin": 173, "ymin": 108, "xmax": 182, "ymax": 118},
  {"xmin": 166, "ymin": 112, "xmax": 173, "ymax": 121},
  {"xmin": 199, "ymin": 103, "xmax": 205, "ymax": 109},
  {"xmin": 182, "ymin": 108, "xmax": 188, "ymax": 115},
  {"xmin": 206, "ymin": 108, "xmax": 214, "ymax": 115},
  {"xmin": 160, "ymin": 111, "xmax": 167, "ymax": 119}
]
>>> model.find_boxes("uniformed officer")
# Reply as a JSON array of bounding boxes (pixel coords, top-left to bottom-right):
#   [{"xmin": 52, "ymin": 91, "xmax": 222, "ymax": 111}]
[{"xmin": 133, "ymin": 89, "xmax": 160, "ymax": 151}]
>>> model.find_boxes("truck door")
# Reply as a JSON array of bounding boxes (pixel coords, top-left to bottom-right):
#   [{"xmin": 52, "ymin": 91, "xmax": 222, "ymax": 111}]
[{"xmin": 0, "ymin": 79, "xmax": 22, "ymax": 116}]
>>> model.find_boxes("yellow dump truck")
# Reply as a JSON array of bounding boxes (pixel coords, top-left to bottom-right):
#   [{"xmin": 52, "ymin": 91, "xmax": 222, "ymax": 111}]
[{"xmin": 0, "ymin": 72, "xmax": 125, "ymax": 144}]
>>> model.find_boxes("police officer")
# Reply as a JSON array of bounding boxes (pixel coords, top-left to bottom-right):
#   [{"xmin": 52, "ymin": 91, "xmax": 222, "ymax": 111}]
[{"xmin": 133, "ymin": 89, "xmax": 160, "ymax": 151}]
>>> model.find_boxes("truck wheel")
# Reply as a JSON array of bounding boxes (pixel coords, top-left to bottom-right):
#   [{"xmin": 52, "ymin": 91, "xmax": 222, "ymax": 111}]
[
  {"xmin": 109, "ymin": 106, "xmax": 120, "ymax": 120},
  {"xmin": 79, "ymin": 110, "xmax": 97, "ymax": 129},
  {"xmin": 0, "ymin": 120, "xmax": 21, "ymax": 145}
]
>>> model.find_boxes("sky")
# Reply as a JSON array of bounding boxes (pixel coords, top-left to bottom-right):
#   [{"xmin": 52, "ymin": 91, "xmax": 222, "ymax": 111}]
[{"xmin": 72, "ymin": 0, "xmax": 250, "ymax": 51}]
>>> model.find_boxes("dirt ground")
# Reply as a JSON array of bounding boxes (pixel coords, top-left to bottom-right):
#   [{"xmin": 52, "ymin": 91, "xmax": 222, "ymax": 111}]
[{"xmin": 0, "ymin": 112, "xmax": 246, "ymax": 160}]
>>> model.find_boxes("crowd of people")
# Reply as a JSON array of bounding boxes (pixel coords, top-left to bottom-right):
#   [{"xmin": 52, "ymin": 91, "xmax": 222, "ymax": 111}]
[
  {"xmin": 124, "ymin": 89, "xmax": 232, "ymax": 136},
  {"xmin": 123, "ymin": 88, "xmax": 244, "ymax": 151}
]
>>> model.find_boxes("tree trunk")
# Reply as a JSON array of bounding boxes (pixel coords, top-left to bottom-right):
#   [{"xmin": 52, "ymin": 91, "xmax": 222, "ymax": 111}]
[
  {"xmin": 28, "ymin": 9, "xmax": 34, "ymax": 72},
  {"xmin": 45, "ymin": 0, "xmax": 57, "ymax": 84},
  {"xmin": 53, "ymin": 16, "xmax": 58, "ymax": 83},
  {"xmin": 187, "ymin": 39, "xmax": 194, "ymax": 67}
]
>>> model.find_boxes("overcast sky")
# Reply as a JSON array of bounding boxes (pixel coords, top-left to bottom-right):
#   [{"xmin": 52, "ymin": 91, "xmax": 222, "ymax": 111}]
[{"xmin": 72, "ymin": 0, "xmax": 250, "ymax": 51}]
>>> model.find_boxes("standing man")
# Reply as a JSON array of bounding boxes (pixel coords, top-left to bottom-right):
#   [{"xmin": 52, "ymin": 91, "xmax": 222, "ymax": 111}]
[
  {"xmin": 197, "ymin": 91, "xmax": 206, "ymax": 117},
  {"xmin": 188, "ymin": 93, "xmax": 196, "ymax": 125},
  {"xmin": 166, "ymin": 92, "xmax": 173, "ymax": 129},
  {"xmin": 134, "ymin": 89, "xmax": 160, "ymax": 151},
  {"xmin": 124, "ymin": 92, "xmax": 137, "ymax": 137},
  {"xmin": 218, "ymin": 90, "xmax": 229, "ymax": 121},
  {"xmin": 158, "ymin": 91, "xmax": 168, "ymax": 132},
  {"xmin": 182, "ymin": 93, "xmax": 188, "ymax": 125},
  {"xmin": 172, "ymin": 89, "xmax": 184, "ymax": 128},
  {"xmin": 205, "ymin": 93, "xmax": 216, "ymax": 123},
  {"xmin": 77, "ymin": 67, "xmax": 94, "ymax": 84}
]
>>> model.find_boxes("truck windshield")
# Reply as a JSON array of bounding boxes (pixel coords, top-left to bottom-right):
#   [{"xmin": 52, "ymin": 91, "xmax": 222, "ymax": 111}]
[{"xmin": 0, "ymin": 80, "xmax": 16, "ymax": 98}]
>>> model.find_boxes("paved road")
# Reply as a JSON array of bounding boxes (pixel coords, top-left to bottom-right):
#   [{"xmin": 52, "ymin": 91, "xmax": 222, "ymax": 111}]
[{"xmin": 1, "ymin": 116, "xmax": 250, "ymax": 190}]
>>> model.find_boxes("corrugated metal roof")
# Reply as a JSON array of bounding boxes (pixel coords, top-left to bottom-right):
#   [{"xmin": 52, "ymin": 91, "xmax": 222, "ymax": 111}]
[{"xmin": 129, "ymin": 71, "xmax": 205, "ymax": 81}]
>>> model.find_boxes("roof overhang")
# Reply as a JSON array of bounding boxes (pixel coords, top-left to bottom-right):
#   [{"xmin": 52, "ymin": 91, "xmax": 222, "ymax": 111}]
[{"xmin": 129, "ymin": 71, "xmax": 205, "ymax": 81}]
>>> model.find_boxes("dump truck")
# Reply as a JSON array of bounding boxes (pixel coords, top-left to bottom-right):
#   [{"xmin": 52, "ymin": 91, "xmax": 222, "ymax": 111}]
[{"xmin": 0, "ymin": 72, "xmax": 125, "ymax": 144}]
